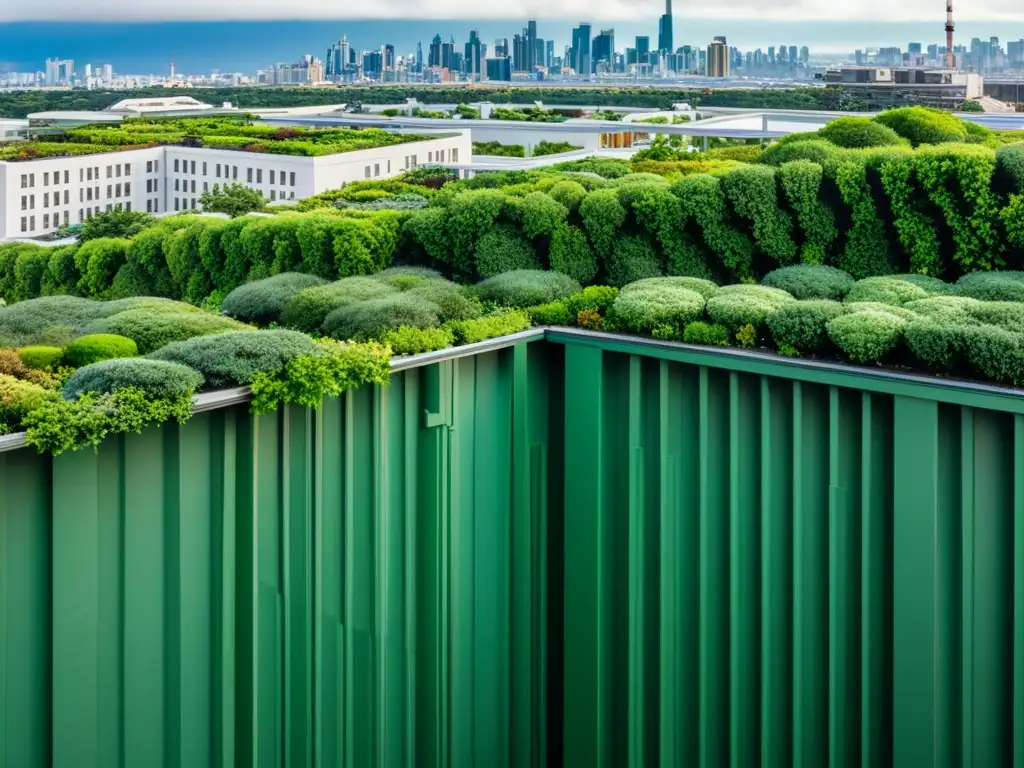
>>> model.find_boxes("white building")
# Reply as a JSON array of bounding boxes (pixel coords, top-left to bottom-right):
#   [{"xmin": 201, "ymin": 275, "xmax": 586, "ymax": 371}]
[{"xmin": 0, "ymin": 131, "xmax": 470, "ymax": 240}]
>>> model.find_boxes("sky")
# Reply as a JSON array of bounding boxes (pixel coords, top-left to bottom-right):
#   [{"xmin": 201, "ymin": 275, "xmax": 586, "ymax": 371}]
[{"xmin": 2, "ymin": 0, "xmax": 1024, "ymax": 23}]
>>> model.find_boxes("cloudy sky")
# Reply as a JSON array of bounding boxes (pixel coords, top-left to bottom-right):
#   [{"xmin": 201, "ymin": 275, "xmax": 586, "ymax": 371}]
[{"xmin": 2, "ymin": 0, "xmax": 1023, "ymax": 22}]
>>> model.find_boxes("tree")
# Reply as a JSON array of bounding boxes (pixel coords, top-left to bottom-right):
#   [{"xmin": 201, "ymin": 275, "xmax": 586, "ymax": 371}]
[
  {"xmin": 959, "ymin": 100, "xmax": 985, "ymax": 113},
  {"xmin": 199, "ymin": 183, "xmax": 266, "ymax": 218},
  {"xmin": 78, "ymin": 210, "xmax": 155, "ymax": 243}
]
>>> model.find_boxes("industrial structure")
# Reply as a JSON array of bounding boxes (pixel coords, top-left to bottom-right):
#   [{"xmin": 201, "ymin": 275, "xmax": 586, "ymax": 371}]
[{"xmin": 946, "ymin": 0, "xmax": 956, "ymax": 70}]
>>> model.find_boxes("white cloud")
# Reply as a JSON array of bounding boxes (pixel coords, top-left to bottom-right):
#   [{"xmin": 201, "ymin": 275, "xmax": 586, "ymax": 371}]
[{"xmin": 1, "ymin": 0, "xmax": 1023, "ymax": 21}]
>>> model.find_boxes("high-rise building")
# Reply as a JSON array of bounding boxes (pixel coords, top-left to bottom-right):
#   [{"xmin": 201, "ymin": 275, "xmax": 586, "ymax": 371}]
[
  {"xmin": 707, "ymin": 36, "xmax": 729, "ymax": 77},
  {"xmin": 486, "ymin": 56, "xmax": 512, "ymax": 81},
  {"xmin": 513, "ymin": 33, "xmax": 528, "ymax": 72},
  {"xmin": 465, "ymin": 30, "xmax": 484, "ymax": 80},
  {"xmin": 527, "ymin": 21, "xmax": 538, "ymax": 70},
  {"xmin": 800, "ymin": 46, "xmax": 810, "ymax": 64},
  {"xmin": 593, "ymin": 29, "xmax": 615, "ymax": 73},
  {"xmin": 428, "ymin": 35, "xmax": 443, "ymax": 68},
  {"xmin": 636, "ymin": 36, "xmax": 651, "ymax": 65},
  {"xmin": 442, "ymin": 36, "xmax": 456, "ymax": 71},
  {"xmin": 495, "ymin": 39, "xmax": 509, "ymax": 58},
  {"xmin": 572, "ymin": 23, "xmax": 592, "ymax": 76},
  {"xmin": 546, "ymin": 40, "xmax": 555, "ymax": 68},
  {"xmin": 658, "ymin": 0, "xmax": 674, "ymax": 54},
  {"xmin": 789, "ymin": 45, "xmax": 798, "ymax": 63},
  {"xmin": 415, "ymin": 42, "xmax": 423, "ymax": 74}
]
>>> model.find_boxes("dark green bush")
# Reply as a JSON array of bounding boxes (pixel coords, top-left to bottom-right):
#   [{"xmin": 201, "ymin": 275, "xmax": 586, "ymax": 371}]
[
  {"xmin": 607, "ymin": 285, "xmax": 706, "ymax": 334},
  {"xmin": 280, "ymin": 278, "xmax": 397, "ymax": 333},
  {"xmin": 707, "ymin": 287, "xmax": 795, "ymax": 331},
  {"xmin": 516, "ymin": 192, "xmax": 568, "ymax": 238},
  {"xmin": 475, "ymin": 270, "xmax": 581, "ymax": 308},
  {"xmin": 955, "ymin": 271, "xmax": 1024, "ymax": 302},
  {"xmin": 379, "ymin": 326, "xmax": 454, "ymax": 355},
  {"xmin": 963, "ymin": 324, "xmax": 1024, "ymax": 385},
  {"xmin": 547, "ymin": 181, "xmax": 588, "ymax": 212},
  {"xmin": 88, "ymin": 309, "xmax": 248, "ymax": 354},
  {"xmin": 64, "ymin": 334, "xmax": 139, "ymax": 367},
  {"xmin": 407, "ymin": 280, "xmax": 483, "ymax": 323},
  {"xmin": 767, "ymin": 300, "xmax": 848, "ymax": 352},
  {"xmin": 759, "ymin": 139, "xmax": 842, "ymax": 167},
  {"xmin": 445, "ymin": 311, "xmax": 532, "ymax": 345},
  {"xmin": 221, "ymin": 272, "xmax": 328, "ymax": 325},
  {"xmin": 564, "ymin": 285, "xmax": 619, "ymax": 316},
  {"xmin": 62, "ymin": 358, "xmax": 204, "ymax": 400},
  {"xmin": 845, "ymin": 276, "xmax": 933, "ymax": 306},
  {"xmin": 885, "ymin": 274, "xmax": 953, "ymax": 293},
  {"xmin": 101, "ymin": 296, "xmax": 201, "ymax": 315},
  {"xmin": 873, "ymin": 107, "xmax": 968, "ymax": 146},
  {"xmin": 683, "ymin": 322, "xmax": 730, "ymax": 346},
  {"xmin": 827, "ymin": 310, "xmax": 908, "ymax": 363},
  {"xmin": 580, "ymin": 189, "xmax": 627, "ymax": 259},
  {"xmin": 323, "ymin": 294, "xmax": 442, "ymax": 341},
  {"xmin": 817, "ymin": 117, "xmax": 908, "ymax": 148},
  {"xmin": 965, "ymin": 301, "xmax": 1024, "ymax": 331},
  {"xmin": 905, "ymin": 321, "xmax": 971, "ymax": 373},
  {"xmin": 17, "ymin": 346, "xmax": 65, "ymax": 371},
  {"xmin": 373, "ymin": 266, "xmax": 445, "ymax": 286},
  {"xmin": 549, "ymin": 224, "xmax": 598, "ymax": 285},
  {"xmin": 527, "ymin": 301, "xmax": 573, "ymax": 325},
  {"xmin": 996, "ymin": 142, "xmax": 1024, "ymax": 192},
  {"xmin": 150, "ymin": 329, "xmax": 318, "ymax": 388},
  {"xmin": 0, "ymin": 296, "xmax": 106, "ymax": 347},
  {"xmin": 605, "ymin": 235, "xmax": 663, "ymax": 287},
  {"xmin": 623, "ymin": 276, "xmax": 719, "ymax": 299},
  {"xmin": 474, "ymin": 225, "xmax": 539, "ymax": 278},
  {"xmin": 762, "ymin": 265, "xmax": 855, "ymax": 300}
]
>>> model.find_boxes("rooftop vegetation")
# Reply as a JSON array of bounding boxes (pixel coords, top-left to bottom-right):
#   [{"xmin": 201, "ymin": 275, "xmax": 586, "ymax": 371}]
[{"xmin": 0, "ymin": 116, "xmax": 434, "ymax": 162}]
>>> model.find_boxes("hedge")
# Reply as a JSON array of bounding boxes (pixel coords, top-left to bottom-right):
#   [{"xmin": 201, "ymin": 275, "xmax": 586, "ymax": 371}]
[
  {"xmin": 323, "ymin": 293, "xmax": 442, "ymax": 341},
  {"xmin": 62, "ymin": 358, "xmax": 204, "ymax": 400},
  {"xmin": 64, "ymin": 334, "xmax": 139, "ymax": 367},
  {"xmin": 221, "ymin": 272, "xmax": 328, "ymax": 324},
  {"xmin": 280, "ymin": 277, "xmax": 397, "ymax": 333},
  {"xmin": 475, "ymin": 270, "xmax": 581, "ymax": 308},
  {"xmin": 88, "ymin": 308, "xmax": 248, "ymax": 354}
]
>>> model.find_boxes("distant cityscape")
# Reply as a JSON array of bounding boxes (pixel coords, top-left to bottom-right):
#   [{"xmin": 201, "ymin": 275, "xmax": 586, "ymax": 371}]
[{"xmin": 2, "ymin": 5, "xmax": 1024, "ymax": 91}]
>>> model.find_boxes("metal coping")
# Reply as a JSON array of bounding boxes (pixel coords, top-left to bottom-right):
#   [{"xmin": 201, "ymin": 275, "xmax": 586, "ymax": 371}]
[{"xmin": 2, "ymin": 325, "xmax": 1022, "ymax": 454}]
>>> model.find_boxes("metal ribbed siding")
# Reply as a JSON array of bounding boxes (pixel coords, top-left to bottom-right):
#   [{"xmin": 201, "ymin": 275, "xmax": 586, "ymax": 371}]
[
  {"xmin": 0, "ymin": 340, "xmax": 552, "ymax": 768},
  {"xmin": 554, "ymin": 332, "xmax": 1024, "ymax": 768}
]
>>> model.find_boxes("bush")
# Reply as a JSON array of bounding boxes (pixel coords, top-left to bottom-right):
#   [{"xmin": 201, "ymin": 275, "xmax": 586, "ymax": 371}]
[
  {"xmin": 605, "ymin": 235, "xmax": 663, "ymax": 287},
  {"xmin": 88, "ymin": 309, "xmax": 248, "ymax": 354},
  {"xmin": 885, "ymin": 274, "xmax": 954, "ymax": 293},
  {"xmin": 683, "ymin": 322, "xmax": 730, "ymax": 346},
  {"xmin": 962, "ymin": 324, "xmax": 1024, "ymax": 385},
  {"xmin": 955, "ymin": 271, "xmax": 1024, "ymax": 302},
  {"xmin": 767, "ymin": 300, "xmax": 849, "ymax": 353},
  {"xmin": 323, "ymin": 293, "xmax": 442, "ymax": 341},
  {"xmin": 564, "ymin": 285, "xmax": 620, "ymax": 316},
  {"xmin": 149, "ymin": 329, "xmax": 318, "ymax": 389},
  {"xmin": 379, "ymin": 326, "xmax": 454, "ymax": 355},
  {"xmin": 759, "ymin": 139, "xmax": 842, "ymax": 167},
  {"xmin": 707, "ymin": 288, "xmax": 795, "ymax": 332},
  {"xmin": 474, "ymin": 226, "xmax": 539, "ymax": 278},
  {"xmin": 18, "ymin": 346, "xmax": 65, "ymax": 371},
  {"xmin": 844, "ymin": 302, "xmax": 920, "ymax": 322},
  {"xmin": 827, "ymin": 311, "xmax": 908, "ymax": 363},
  {"xmin": 844, "ymin": 276, "xmax": 932, "ymax": 306},
  {"xmin": 903, "ymin": 296, "xmax": 981, "ymax": 322},
  {"xmin": 62, "ymin": 358, "xmax": 204, "ymax": 400},
  {"xmin": 516, "ymin": 192, "xmax": 568, "ymax": 238},
  {"xmin": 965, "ymin": 301, "xmax": 1024, "ymax": 331},
  {"xmin": 373, "ymin": 266, "xmax": 445, "ymax": 286},
  {"xmin": 905, "ymin": 320, "xmax": 971, "ymax": 373},
  {"xmin": 549, "ymin": 224, "xmax": 598, "ymax": 285},
  {"xmin": 547, "ymin": 181, "xmax": 588, "ymax": 212},
  {"xmin": 0, "ymin": 374, "xmax": 59, "ymax": 433},
  {"xmin": 221, "ymin": 272, "xmax": 328, "ymax": 325},
  {"xmin": 607, "ymin": 285, "xmax": 706, "ymax": 334},
  {"xmin": 996, "ymin": 142, "xmax": 1024, "ymax": 192},
  {"xmin": 762, "ymin": 264, "xmax": 855, "ymax": 300},
  {"xmin": 527, "ymin": 301, "xmax": 573, "ymax": 325},
  {"xmin": 280, "ymin": 277, "xmax": 398, "ymax": 333},
  {"xmin": 873, "ymin": 107, "xmax": 968, "ymax": 147},
  {"xmin": 622, "ymin": 276, "xmax": 719, "ymax": 299},
  {"xmin": 0, "ymin": 296, "xmax": 105, "ymax": 347},
  {"xmin": 475, "ymin": 270, "xmax": 581, "ymax": 308},
  {"xmin": 446, "ymin": 311, "xmax": 532, "ymax": 345},
  {"xmin": 816, "ymin": 117, "xmax": 908, "ymax": 148},
  {"xmin": 64, "ymin": 334, "xmax": 139, "ymax": 367}
]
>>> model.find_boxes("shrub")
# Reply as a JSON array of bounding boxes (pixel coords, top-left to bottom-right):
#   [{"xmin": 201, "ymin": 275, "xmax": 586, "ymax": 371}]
[
  {"xmin": 280, "ymin": 278, "xmax": 398, "ymax": 333},
  {"xmin": 150, "ymin": 329, "xmax": 318, "ymax": 388},
  {"xmin": 607, "ymin": 285, "xmax": 706, "ymax": 335},
  {"xmin": 527, "ymin": 301, "xmax": 573, "ymax": 325},
  {"xmin": 844, "ymin": 276, "xmax": 932, "ymax": 306},
  {"xmin": 955, "ymin": 271, "xmax": 1024, "ymax": 302},
  {"xmin": 62, "ymin": 358, "xmax": 204, "ymax": 400},
  {"xmin": 873, "ymin": 107, "xmax": 968, "ymax": 147},
  {"xmin": 767, "ymin": 300, "xmax": 849, "ymax": 352},
  {"xmin": 580, "ymin": 189, "xmax": 627, "ymax": 258},
  {"xmin": 88, "ymin": 309, "xmax": 248, "ymax": 354},
  {"xmin": 762, "ymin": 264, "xmax": 854, "ymax": 301},
  {"xmin": 996, "ymin": 142, "xmax": 1024, "ymax": 192},
  {"xmin": 221, "ymin": 272, "xmax": 328, "ymax": 325},
  {"xmin": 905, "ymin": 320, "xmax": 971, "ymax": 373},
  {"xmin": 707, "ymin": 288, "xmax": 795, "ymax": 331},
  {"xmin": 759, "ymin": 139, "xmax": 842, "ymax": 167},
  {"xmin": 549, "ymin": 224, "xmax": 598, "ymax": 285},
  {"xmin": 373, "ymin": 266, "xmax": 445, "ymax": 286},
  {"xmin": 817, "ymin": 117, "xmax": 908, "ymax": 148},
  {"xmin": 0, "ymin": 374, "xmax": 59, "ymax": 433},
  {"xmin": 605, "ymin": 235, "xmax": 663, "ymax": 287},
  {"xmin": 903, "ymin": 296, "xmax": 981, "ymax": 322},
  {"xmin": 516, "ymin": 192, "xmax": 568, "ymax": 238},
  {"xmin": 475, "ymin": 270, "xmax": 581, "ymax": 308},
  {"xmin": 379, "ymin": 326, "xmax": 454, "ymax": 355},
  {"xmin": 827, "ymin": 311, "xmax": 908, "ymax": 363},
  {"xmin": 64, "ymin": 334, "xmax": 139, "ymax": 367},
  {"xmin": 885, "ymin": 274, "xmax": 954, "ymax": 293},
  {"xmin": 101, "ymin": 296, "xmax": 202, "ymax": 315},
  {"xmin": 844, "ymin": 302, "xmax": 920, "ymax": 322},
  {"xmin": 547, "ymin": 181, "xmax": 588, "ymax": 212},
  {"xmin": 407, "ymin": 280, "xmax": 483, "ymax": 323},
  {"xmin": 962, "ymin": 324, "xmax": 1024, "ymax": 385},
  {"xmin": 623, "ymin": 276, "xmax": 719, "ymax": 299},
  {"xmin": 715, "ymin": 284, "xmax": 796, "ymax": 303},
  {"xmin": 323, "ymin": 293, "xmax": 442, "ymax": 341},
  {"xmin": 564, "ymin": 285, "xmax": 620, "ymax": 316},
  {"xmin": 0, "ymin": 296, "xmax": 106, "ymax": 347},
  {"xmin": 474, "ymin": 225, "xmax": 539, "ymax": 278},
  {"xmin": 965, "ymin": 301, "xmax": 1024, "ymax": 331},
  {"xmin": 446, "ymin": 311, "xmax": 532, "ymax": 345},
  {"xmin": 18, "ymin": 346, "xmax": 65, "ymax": 371},
  {"xmin": 683, "ymin": 322, "xmax": 730, "ymax": 346},
  {"xmin": 74, "ymin": 238, "xmax": 131, "ymax": 299},
  {"xmin": 577, "ymin": 309, "xmax": 603, "ymax": 329}
]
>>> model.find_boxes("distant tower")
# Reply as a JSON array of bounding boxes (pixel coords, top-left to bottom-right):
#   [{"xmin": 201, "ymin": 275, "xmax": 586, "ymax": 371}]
[
  {"xmin": 170, "ymin": 56, "xmax": 176, "ymax": 81},
  {"xmin": 945, "ymin": 0, "xmax": 955, "ymax": 69}
]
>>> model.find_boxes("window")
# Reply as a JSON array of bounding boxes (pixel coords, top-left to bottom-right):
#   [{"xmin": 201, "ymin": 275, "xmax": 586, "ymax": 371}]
[
  {"xmin": 153, "ymin": 200, "xmax": 158, "ymax": 213},
  {"xmin": 87, "ymin": 167, "xmax": 93, "ymax": 181},
  {"xmin": 270, "ymin": 170, "xmax": 275, "ymax": 185},
  {"xmin": 256, "ymin": 169, "xmax": 263, "ymax": 184},
  {"xmin": 147, "ymin": 179, "xmax": 152, "ymax": 193},
  {"xmin": 20, "ymin": 174, "xmax": 28, "ymax": 188},
  {"xmin": 63, "ymin": 211, "xmax": 69, "ymax": 226},
  {"xmin": 80, "ymin": 169, "xmax": 84, "ymax": 183},
  {"xmin": 191, "ymin": 198, "xmax": 196, "ymax": 210},
  {"xmin": 125, "ymin": 202, "xmax": 131, "ymax": 212},
  {"xmin": 30, "ymin": 194, "xmax": 34, "ymax": 209},
  {"xmin": 125, "ymin": 182, "xmax": 131, "ymax": 195},
  {"xmin": 154, "ymin": 179, "xmax": 158, "ymax": 191},
  {"xmin": 233, "ymin": 166, "xmax": 238, "ymax": 180},
  {"xmin": 20, "ymin": 217, "xmax": 26, "ymax": 233},
  {"xmin": 78, "ymin": 210, "xmax": 83, "ymax": 223},
  {"xmin": 271, "ymin": 190, "xmax": 277, "ymax": 201},
  {"xmin": 190, "ymin": 161, "xmax": 196, "ymax": 175},
  {"xmin": 43, "ymin": 192, "xmax": 49, "ymax": 207},
  {"xmin": 87, "ymin": 188, "xmax": 93, "ymax": 201},
  {"xmin": 147, "ymin": 160, "xmax": 153, "ymax": 173},
  {"xmin": 290, "ymin": 172, "xmax": 296, "ymax": 186},
  {"xmin": 106, "ymin": 204, "xmax": 112, "ymax": 212},
  {"xmin": 30, "ymin": 174, "xmax": 35, "ymax": 187},
  {"xmin": 154, "ymin": 160, "xmax": 159, "ymax": 173},
  {"xmin": 20, "ymin": 195, "xmax": 26, "ymax": 211},
  {"xmin": 387, "ymin": 160, "xmax": 391, "ymax": 173},
  {"xmin": 216, "ymin": 164, "xmax": 221, "ymax": 178},
  {"xmin": 411, "ymin": 155, "xmax": 417, "ymax": 167},
  {"xmin": 175, "ymin": 179, "xmax": 180, "ymax": 192},
  {"xmin": 247, "ymin": 168, "xmax": 253, "ymax": 183},
  {"xmin": 190, "ymin": 180, "xmax": 195, "ymax": 193},
  {"xmin": 79, "ymin": 189, "xmax": 84, "ymax": 203},
  {"xmin": 29, "ymin": 215, "xmax": 35, "ymax": 230},
  {"xmin": 147, "ymin": 200, "xmax": 153, "ymax": 213},
  {"xmin": 64, "ymin": 170, "xmax": 69, "ymax": 184},
  {"xmin": 106, "ymin": 166, "xmax": 112, "ymax": 179},
  {"xmin": 44, "ymin": 172, "xmax": 50, "ymax": 185},
  {"xmin": 107, "ymin": 185, "xmax": 112, "ymax": 199},
  {"xmin": 63, "ymin": 190, "xmax": 68, "ymax": 204},
  {"xmin": 203, "ymin": 182, "xmax": 208, "ymax": 192},
  {"xmin": 452, "ymin": 148, "xmax": 459, "ymax": 162},
  {"xmin": 115, "ymin": 184, "xmax": 121, "ymax": 197},
  {"xmin": 365, "ymin": 165, "xmax": 371, "ymax": 179},
  {"xmin": 428, "ymin": 152, "xmax": 432, "ymax": 162},
  {"xmin": 174, "ymin": 159, "xmax": 180, "ymax": 172},
  {"xmin": 125, "ymin": 163, "xmax": 131, "ymax": 176},
  {"xmin": 44, "ymin": 214, "xmax": 50, "ymax": 229},
  {"xmin": 175, "ymin": 198, "xmax": 180, "ymax": 212},
  {"xmin": 116, "ymin": 165, "xmax": 121, "ymax": 178},
  {"xmin": 202, "ymin": 162, "xmax": 207, "ymax": 176}
]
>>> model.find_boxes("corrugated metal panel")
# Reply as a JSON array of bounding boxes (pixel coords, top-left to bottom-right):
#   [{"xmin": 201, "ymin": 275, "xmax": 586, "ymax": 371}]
[
  {"xmin": 554, "ymin": 334, "xmax": 1024, "ymax": 768},
  {"xmin": 0, "ymin": 339, "xmax": 552, "ymax": 768}
]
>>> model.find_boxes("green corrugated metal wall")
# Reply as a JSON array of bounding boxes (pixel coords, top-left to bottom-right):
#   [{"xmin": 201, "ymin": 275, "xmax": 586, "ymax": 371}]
[{"xmin": 3, "ymin": 331, "xmax": 1024, "ymax": 767}]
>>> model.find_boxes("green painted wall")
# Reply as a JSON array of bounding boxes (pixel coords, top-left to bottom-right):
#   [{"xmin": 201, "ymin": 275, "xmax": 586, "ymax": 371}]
[{"xmin": 3, "ymin": 331, "xmax": 1024, "ymax": 766}]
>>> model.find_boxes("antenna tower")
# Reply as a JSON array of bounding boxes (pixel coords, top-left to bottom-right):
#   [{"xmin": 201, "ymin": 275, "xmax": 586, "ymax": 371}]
[{"xmin": 945, "ymin": 0, "xmax": 955, "ymax": 70}]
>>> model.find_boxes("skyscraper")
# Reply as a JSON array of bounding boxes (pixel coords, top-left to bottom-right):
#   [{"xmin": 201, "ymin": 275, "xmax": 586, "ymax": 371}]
[
  {"xmin": 636, "ymin": 36, "xmax": 651, "ymax": 65},
  {"xmin": 465, "ymin": 30, "xmax": 483, "ymax": 80},
  {"xmin": 428, "ymin": 34, "xmax": 443, "ymax": 68},
  {"xmin": 572, "ymin": 23, "xmax": 592, "ymax": 76},
  {"xmin": 707, "ymin": 36, "xmax": 729, "ymax": 77},
  {"xmin": 527, "ymin": 21, "xmax": 538, "ymax": 70},
  {"xmin": 593, "ymin": 30, "xmax": 615, "ymax": 72},
  {"xmin": 658, "ymin": 0, "xmax": 674, "ymax": 54}
]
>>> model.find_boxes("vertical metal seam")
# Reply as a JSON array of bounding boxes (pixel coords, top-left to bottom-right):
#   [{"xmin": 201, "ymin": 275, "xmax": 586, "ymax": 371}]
[{"xmin": 961, "ymin": 408, "xmax": 975, "ymax": 768}]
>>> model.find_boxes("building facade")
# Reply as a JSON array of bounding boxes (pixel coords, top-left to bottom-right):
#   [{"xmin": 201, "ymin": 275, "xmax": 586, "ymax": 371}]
[{"xmin": 0, "ymin": 132, "xmax": 471, "ymax": 241}]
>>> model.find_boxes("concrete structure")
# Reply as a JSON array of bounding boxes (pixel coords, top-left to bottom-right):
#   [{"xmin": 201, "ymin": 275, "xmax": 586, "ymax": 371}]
[
  {"xmin": 822, "ymin": 66, "xmax": 984, "ymax": 108},
  {"xmin": 106, "ymin": 96, "xmax": 216, "ymax": 113},
  {"xmin": 0, "ymin": 131, "xmax": 470, "ymax": 240},
  {"xmin": 0, "ymin": 120, "xmax": 28, "ymax": 141},
  {"xmin": 707, "ymin": 37, "xmax": 730, "ymax": 78}
]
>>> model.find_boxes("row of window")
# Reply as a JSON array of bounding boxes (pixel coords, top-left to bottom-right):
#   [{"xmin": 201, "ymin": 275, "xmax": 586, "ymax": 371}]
[
  {"xmin": 145, "ymin": 178, "xmax": 160, "ymax": 194},
  {"xmin": 81, "ymin": 163, "xmax": 132, "ymax": 183},
  {"xmin": 170, "ymin": 157, "xmax": 298, "ymax": 188},
  {"xmin": 21, "ymin": 190, "xmax": 73, "ymax": 210},
  {"xmin": 42, "ymin": 170, "xmax": 71, "ymax": 187},
  {"xmin": 145, "ymin": 198, "xmax": 160, "ymax": 214},
  {"xmin": 19, "ymin": 202, "xmax": 138, "ymax": 233},
  {"xmin": 145, "ymin": 159, "xmax": 161, "ymax": 174}
]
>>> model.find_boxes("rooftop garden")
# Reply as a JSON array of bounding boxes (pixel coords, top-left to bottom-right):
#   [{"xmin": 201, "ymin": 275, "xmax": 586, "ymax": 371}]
[
  {"xmin": 0, "ymin": 116, "xmax": 434, "ymax": 162},
  {"xmin": 2, "ymin": 107, "xmax": 1024, "ymax": 455}
]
